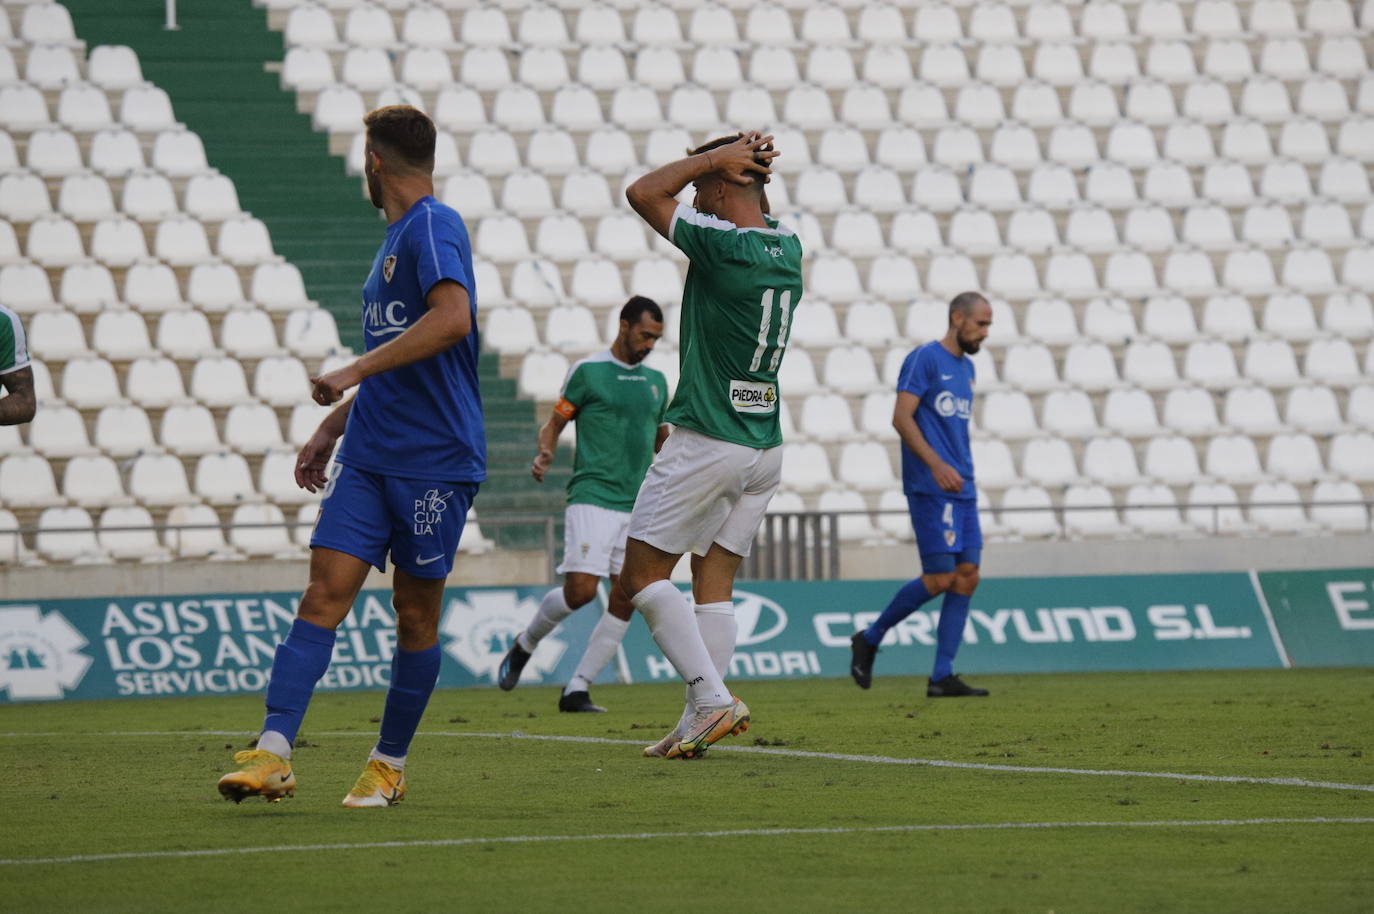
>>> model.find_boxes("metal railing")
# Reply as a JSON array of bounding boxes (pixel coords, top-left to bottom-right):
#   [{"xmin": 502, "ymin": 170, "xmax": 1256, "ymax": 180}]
[{"xmin": 2, "ymin": 501, "xmax": 1369, "ymax": 576}]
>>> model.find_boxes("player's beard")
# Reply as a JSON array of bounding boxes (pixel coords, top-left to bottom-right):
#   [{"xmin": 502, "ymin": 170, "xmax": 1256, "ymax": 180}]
[{"xmin": 957, "ymin": 333, "xmax": 982, "ymax": 355}]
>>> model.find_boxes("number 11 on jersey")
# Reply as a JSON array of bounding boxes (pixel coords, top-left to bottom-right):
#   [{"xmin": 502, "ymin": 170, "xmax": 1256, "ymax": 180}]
[{"xmin": 749, "ymin": 288, "xmax": 794, "ymax": 373}]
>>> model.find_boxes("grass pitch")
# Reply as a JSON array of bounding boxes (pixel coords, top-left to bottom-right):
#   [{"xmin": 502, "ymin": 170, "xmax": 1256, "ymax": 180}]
[{"xmin": 3, "ymin": 668, "xmax": 1372, "ymax": 913}]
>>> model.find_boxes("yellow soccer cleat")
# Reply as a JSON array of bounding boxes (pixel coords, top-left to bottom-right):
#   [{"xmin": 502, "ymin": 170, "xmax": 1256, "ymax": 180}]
[
  {"xmin": 673, "ymin": 697, "xmax": 750, "ymax": 760},
  {"xmin": 341, "ymin": 758, "xmax": 407, "ymax": 808},
  {"xmin": 217, "ymin": 749, "xmax": 295, "ymax": 804}
]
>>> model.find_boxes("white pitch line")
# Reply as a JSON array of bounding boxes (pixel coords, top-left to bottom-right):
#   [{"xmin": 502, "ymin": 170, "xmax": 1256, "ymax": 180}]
[
  {"xmin": 5, "ymin": 729, "xmax": 1373, "ymax": 794},
  {"xmin": 4, "ymin": 818, "xmax": 1371, "ymax": 867}
]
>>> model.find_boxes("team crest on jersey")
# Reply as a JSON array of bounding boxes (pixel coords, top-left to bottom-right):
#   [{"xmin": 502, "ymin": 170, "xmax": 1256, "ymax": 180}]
[
  {"xmin": 944, "ymin": 530, "xmax": 957, "ymax": 547},
  {"xmin": 382, "ymin": 254, "xmax": 397, "ymax": 283}
]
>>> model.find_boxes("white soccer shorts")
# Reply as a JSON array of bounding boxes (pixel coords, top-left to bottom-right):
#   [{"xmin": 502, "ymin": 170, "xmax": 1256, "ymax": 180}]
[
  {"xmin": 557, "ymin": 503, "xmax": 633, "ymax": 576},
  {"xmin": 626, "ymin": 425, "xmax": 783, "ymax": 558}
]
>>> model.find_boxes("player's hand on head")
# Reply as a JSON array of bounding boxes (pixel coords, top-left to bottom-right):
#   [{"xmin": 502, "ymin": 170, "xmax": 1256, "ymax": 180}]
[{"xmin": 711, "ymin": 132, "xmax": 778, "ymax": 187}]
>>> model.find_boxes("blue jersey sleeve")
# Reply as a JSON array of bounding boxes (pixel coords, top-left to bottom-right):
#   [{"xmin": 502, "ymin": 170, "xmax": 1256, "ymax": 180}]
[
  {"xmin": 897, "ymin": 348, "xmax": 932, "ymax": 400},
  {"xmin": 410, "ymin": 204, "xmax": 472, "ymax": 300}
]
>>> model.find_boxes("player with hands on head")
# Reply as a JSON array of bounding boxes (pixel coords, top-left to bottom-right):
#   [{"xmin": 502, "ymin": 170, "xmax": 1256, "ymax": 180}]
[
  {"xmin": 619, "ymin": 130, "xmax": 803, "ymax": 758},
  {"xmin": 498, "ymin": 296, "xmax": 669, "ymax": 713},
  {"xmin": 850, "ymin": 292, "xmax": 994, "ymax": 699}
]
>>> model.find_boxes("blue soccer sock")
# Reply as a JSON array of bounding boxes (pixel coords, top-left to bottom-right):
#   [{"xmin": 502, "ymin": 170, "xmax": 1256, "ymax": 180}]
[
  {"xmin": 932, "ymin": 592, "xmax": 972, "ymax": 682},
  {"xmin": 864, "ymin": 578, "xmax": 935, "ymax": 646},
  {"xmin": 262, "ymin": 618, "xmax": 337, "ymax": 751},
  {"xmin": 375, "ymin": 644, "xmax": 442, "ymax": 762}
]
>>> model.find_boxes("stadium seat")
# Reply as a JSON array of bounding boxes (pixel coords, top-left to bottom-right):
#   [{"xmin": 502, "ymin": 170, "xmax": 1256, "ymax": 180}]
[
  {"xmin": 780, "ymin": 442, "xmax": 834, "ymax": 493},
  {"xmin": 1123, "ymin": 484, "xmax": 1195, "ymax": 535},
  {"xmin": 1063, "ymin": 484, "xmax": 1129, "ymax": 538},
  {"xmin": 90, "ymin": 309, "xmax": 153, "ymax": 361},
  {"xmin": 27, "ymin": 404, "xmax": 92, "ymax": 458},
  {"xmin": 62, "ymin": 454, "xmax": 130, "ymax": 508},
  {"xmin": 122, "ymin": 172, "xmax": 179, "ymax": 221},
  {"xmin": 28, "ymin": 310, "xmax": 89, "ymax": 361},
  {"xmin": 188, "ymin": 356, "xmax": 252, "ymax": 408},
  {"xmin": 88, "ymin": 45, "xmax": 142, "ymax": 90},
  {"xmin": 1250, "ymin": 481, "xmax": 1316, "ymax": 534},
  {"xmin": 160, "ymin": 403, "xmax": 221, "ymax": 456},
  {"xmin": 800, "ymin": 392, "xmax": 856, "ymax": 442},
  {"xmin": 126, "ymin": 452, "xmax": 196, "ymax": 507},
  {"xmin": 1001, "ymin": 485, "xmax": 1060, "ymax": 538},
  {"xmin": 1311, "ymin": 481, "xmax": 1369, "ymax": 532},
  {"xmin": 193, "ymin": 452, "xmax": 258, "ymax": 506},
  {"xmin": 1122, "ymin": 340, "xmax": 1179, "ymax": 390},
  {"xmin": 1143, "ymin": 435, "xmax": 1203, "ymax": 484},
  {"xmin": 229, "ymin": 503, "xmax": 295, "ymax": 557},
  {"xmin": 1330, "ymin": 433, "xmax": 1374, "ymax": 482},
  {"xmin": 1082, "ymin": 436, "xmax": 1147, "ymax": 487},
  {"xmin": 98, "ymin": 505, "xmax": 169, "ymax": 562},
  {"xmin": 837, "ymin": 441, "xmax": 896, "ymax": 492},
  {"xmin": 980, "ymin": 390, "xmax": 1038, "ymax": 439},
  {"xmin": 1186, "ymin": 482, "xmax": 1253, "ymax": 535},
  {"xmin": 154, "ymin": 216, "xmax": 213, "ymax": 266},
  {"xmin": 1204, "ymin": 435, "xmax": 1266, "ymax": 485},
  {"xmin": 92, "ymin": 404, "xmax": 155, "ymax": 457},
  {"xmin": 58, "ymin": 84, "xmax": 115, "ymax": 132},
  {"xmin": 1102, "ymin": 388, "xmax": 1163, "ymax": 437},
  {"xmin": 36, "ymin": 507, "xmax": 109, "ymax": 564}
]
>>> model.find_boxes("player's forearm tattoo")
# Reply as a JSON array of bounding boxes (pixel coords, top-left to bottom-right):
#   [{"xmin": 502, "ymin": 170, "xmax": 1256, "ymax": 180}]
[{"xmin": 0, "ymin": 367, "xmax": 36, "ymax": 425}]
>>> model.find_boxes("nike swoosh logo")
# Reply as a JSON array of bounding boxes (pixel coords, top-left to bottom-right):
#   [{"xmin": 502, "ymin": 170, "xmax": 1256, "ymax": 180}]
[
  {"xmin": 280, "ymin": 773, "xmax": 291, "ymax": 782},
  {"xmin": 415, "ymin": 554, "xmax": 443, "ymax": 566},
  {"xmin": 941, "ymin": 374, "xmax": 954, "ymax": 380}
]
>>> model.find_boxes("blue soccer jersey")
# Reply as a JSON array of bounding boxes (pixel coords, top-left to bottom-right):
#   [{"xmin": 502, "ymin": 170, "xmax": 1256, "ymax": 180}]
[
  {"xmin": 897, "ymin": 341, "xmax": 976, "ymax": 500},
  {"xmin": 336, "ymin": 196, "xmax": 486, "ymax": 482}
]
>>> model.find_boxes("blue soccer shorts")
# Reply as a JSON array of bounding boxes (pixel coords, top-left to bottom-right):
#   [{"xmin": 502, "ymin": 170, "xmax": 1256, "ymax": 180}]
[
  {"xmin": 908, "ymin": 492, "xmax": 983, "ymax": 574},
  {"xmin": 310, "ymin": 463, "xmax": 478, "ymax": 579}
]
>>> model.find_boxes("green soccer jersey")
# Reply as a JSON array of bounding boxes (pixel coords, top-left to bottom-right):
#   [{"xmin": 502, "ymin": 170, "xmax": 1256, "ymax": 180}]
[
  {"xmin": 562, "ymin": 350, "xmax": 669, "ymax": 512},
  {"xmin": 667, "ymin": 203, "xmax": 805, "ymax": 450},
  {"xmin": 0, "ymin": 305, "xmax": 30, "ymax": 376}
]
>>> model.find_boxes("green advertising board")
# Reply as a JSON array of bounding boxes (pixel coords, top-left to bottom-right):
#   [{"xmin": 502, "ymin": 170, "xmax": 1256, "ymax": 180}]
[
  {"xmin": 1257, "ymin": 567, "xmax": 1374, "ymax": 667},
  {"xmin": 0, "ymin": 568, "xmax": 1367, "ymax": 703}
]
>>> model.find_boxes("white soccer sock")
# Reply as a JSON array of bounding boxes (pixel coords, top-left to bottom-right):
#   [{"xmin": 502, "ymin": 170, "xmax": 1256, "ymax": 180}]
[
  {"xmin": 694, "ymin": 601, "xmax": 737, "ymax": 679},
  {"xmin": 518, "ymin": 587, "xmax": 574, "ymax": 653},
  {"xmin": 631, "ymin": 580, "xmax": 731, "ymax": 711},
  {"xmin": 257, "ymin": 729, "xmax": 292, "ymax": 760},
  {"xmin": 564, "ymin": 612, "xmax": 630, "ymax": 696},
  {"xmin": 668, "ymin": 603, "xmax": 737, "ymax": 736},
  {"xmin": 369, "ymin": 748, "xmax": 406, "ymax": 770}
]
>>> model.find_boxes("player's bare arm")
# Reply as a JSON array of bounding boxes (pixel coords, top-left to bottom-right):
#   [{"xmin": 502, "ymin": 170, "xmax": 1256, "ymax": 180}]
[
  {"xmin": 311, "ymin": 278, "xmax": 472, "ymax": 405},
  {"xmin": 625, "ymin": 132, "xmax": 777, "ymax": 240},
  {"xmin": 654, "ymin": 424, "xmax": 670, "ymax": 453},
  {"xmin": 893, "ymin": 390, "xmax": 963, "ymax": 493},
  {"xmin": 0, "ymin": 366, "xmax": 36, "ymax": 425},
  {"xmin": 531, "ymin": 406, "xmax": 573, "ymax": 482}
]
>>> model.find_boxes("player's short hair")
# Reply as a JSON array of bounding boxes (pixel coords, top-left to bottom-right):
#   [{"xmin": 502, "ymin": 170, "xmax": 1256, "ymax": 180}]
[
  {"xmin": 949, "ymin": 291, "xmax": 988, "ymax": 320},
  {"xmin": 620, "ymin": 295, "xmax": 663, "ymax": 327},
  {"xmin": 689, "ymin": 134, "xmax": 768, "ymax": 189},
  {"xmin": 363, "ymin": 105, "xmax": 435, "ymax": 172}
]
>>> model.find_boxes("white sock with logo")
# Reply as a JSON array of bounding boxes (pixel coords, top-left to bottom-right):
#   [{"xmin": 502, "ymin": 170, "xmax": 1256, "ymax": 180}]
[
  {"xmin": 564, "ymin": 612, "xmax": 630, "ymax": 696},
  {"xmin": 631, "ymin": 580, "xmax": 731, "ymax": 712},
  {"xmin": 518, "ymin": 587, "xmax": 574, "ymax": 653},
  {"xmin": 669, "ymin": 602, "xmax": 737, "ymax": 736},
  {"xmin": 369, "ymin": 748, "xmax": 406, "ymax": 770}
]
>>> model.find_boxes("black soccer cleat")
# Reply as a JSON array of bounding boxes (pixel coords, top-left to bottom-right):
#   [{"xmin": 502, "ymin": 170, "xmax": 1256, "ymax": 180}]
[
  {"xmin": 497, "ymin": 641, "xmax": 531, "ymax": 691},
  {"xmin": 927, "ymin": 674, "xmax": 989, "ymax": 698},
  {"xmin": 558, "ymin": 690, "xmax": 608, "ymax": 713},
  {"xmin": 849, "ymin": 631, "xmax": 878, "ymax": 690}
]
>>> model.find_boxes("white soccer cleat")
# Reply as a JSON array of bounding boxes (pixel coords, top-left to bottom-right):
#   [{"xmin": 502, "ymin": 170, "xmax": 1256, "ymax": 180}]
[
  {"xmin": 673, "ymin": 697, "xmax": 750, "ymax": 760},
  {"xmin": 642, "ymin": 729, "xmax": 685, "ymax": 759},
  {"xmin": 341, "ymin": 758, "xmax": 407, "ymax": 808}
]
